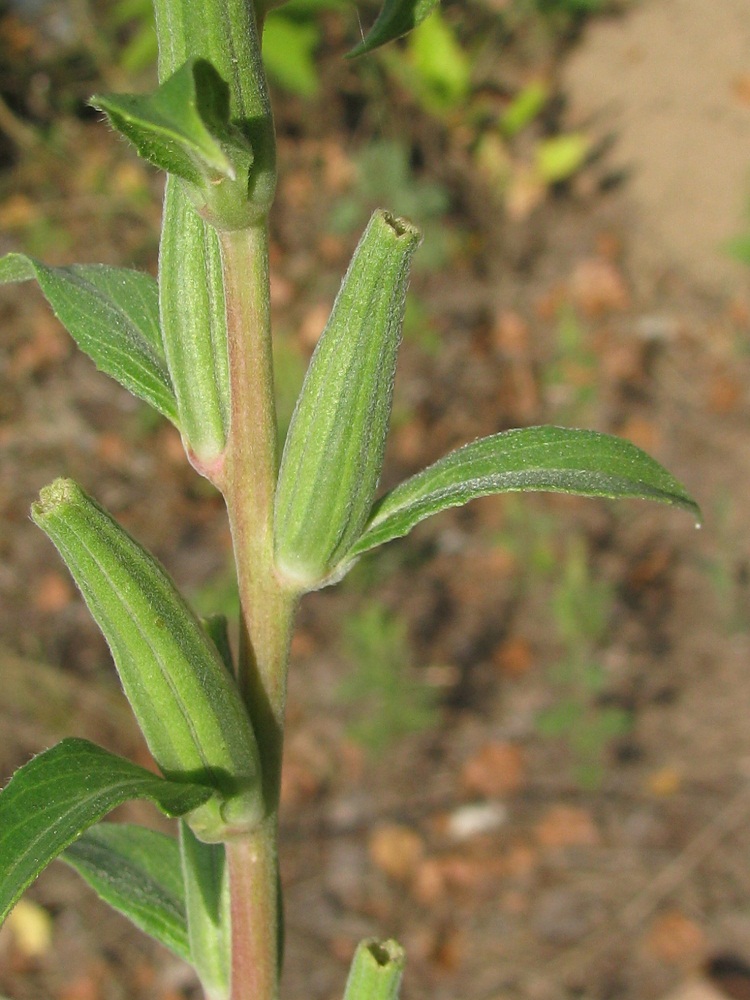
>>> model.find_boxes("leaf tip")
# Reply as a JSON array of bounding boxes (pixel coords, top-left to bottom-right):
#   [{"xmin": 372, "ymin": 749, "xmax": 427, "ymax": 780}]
[
  {"xmin": 0, "ymin": 251, "xmax": 35, "ymax": 285},
  {"xmin": 670, "ymin": 486, "xmax": 701, "ymax": 525},
  {"xmin": 346, "ymin": 40, "xmax": 368, "ymax": 59}
]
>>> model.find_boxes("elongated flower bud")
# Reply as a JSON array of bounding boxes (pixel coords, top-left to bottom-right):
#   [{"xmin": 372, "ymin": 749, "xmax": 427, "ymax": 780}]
[
  {"xmin": 274, "ymin": 210, "xmax": 421, "ymax": 589},
  {"xmin": 159, "ymin": 178, "xmax": 229, "ymax": 466},
  {"xmin": 32, "ymin": 479, "xmax": 262, "ymax": 842},
  {"xmin": 344, "ymin": 940, "xmax": 406, "ymax": 1000}
]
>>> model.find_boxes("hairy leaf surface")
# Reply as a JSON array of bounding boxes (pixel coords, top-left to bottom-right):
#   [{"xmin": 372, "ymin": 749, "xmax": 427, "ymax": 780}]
[
  {"xmin": 93, "ymin": 58, "xmax": 250, "ymax": 188},
  {"xmin": 63, "ymin": 823, "xmax": 189, "ymax": 960},
  {"xmin": 349, "ymin": 0, "xmax": 439, "ymax": 56},
  {"xmin": 0, "ymin": 254, "xmax": 176, "ymax": 422},
  {"xmin": 0, "ymin": 739, "xmax": 212, "ymax": 926},
  {"xmin": 346, "ymin": 426, "xmax": 700, "ymax": 561},
  {"xmin": 180, "ymin": 822, "xmax": 230, "ymax": 998}
]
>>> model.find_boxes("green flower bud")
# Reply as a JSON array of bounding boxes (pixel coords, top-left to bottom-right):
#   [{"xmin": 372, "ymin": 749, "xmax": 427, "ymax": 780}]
[
  {"xmin": 32, "ymin": 479, "xmax": 263, "ymax": 842},
  {"xmin": 159, "ymin": 178, "xmax": 229, "ymax": 466},
  {"xmin": 274, "ymin": 210, "xmax": 421, "ymax": 589}
]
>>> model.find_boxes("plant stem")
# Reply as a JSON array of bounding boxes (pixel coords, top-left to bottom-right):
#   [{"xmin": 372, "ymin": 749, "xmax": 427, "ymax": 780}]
[
  {"xmin": 219, "ymin": 223, "xmax": 294, "ymax": 797},
  {"xmin": 220, "ymin": 223, "xmax": 277, "ymax": 560},
  {"xmin": 218, "ymin": 223, "xmax": 295, "ymax": 1000},
  {"xmin": 227, "ymin": 821, "xmax": 279, "ymax": 1000}
]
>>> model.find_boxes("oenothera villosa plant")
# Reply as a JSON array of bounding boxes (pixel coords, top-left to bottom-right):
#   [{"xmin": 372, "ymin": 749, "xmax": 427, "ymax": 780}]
[{"xmin": 0, "ymin": 1, "xmax": 699, "ymax": 998}]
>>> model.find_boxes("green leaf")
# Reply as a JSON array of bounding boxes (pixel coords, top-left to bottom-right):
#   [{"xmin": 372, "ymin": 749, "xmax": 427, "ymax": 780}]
[
  {"xmin": 262, "ymin": 15, "xmax": 321, "ymax": 98},
  {"xmin": 346, "ymin": 426, "xmax": 700, "ymax": 562},
  {"xmin": 93, "ymin": 58, "xmax": 253, "ymax": 230},
  {"xmin": 95, "ymin": 58, "xmax": 236, "ymax": 184},
  {"xmin": 0, "ymin": 738, "xmax": 213, "ymax": 927},
  {"xmin": 151, "ymin": 0, "xmax": 276, "ymax": 224},
  {"xmin": 0, "ymin": 254, "xmax": 177, "ymax": 423},
  {"xmin": 344, "ymin": 939, "xmax": 406, "ymax": 1000},
  {"xmin": 180, "ymin": 822, "xmax": 230, "ymax": 1000},
  {"xmin": 63, "ymin": 823, "xmax": 189, "ymax": 961},
  {"xmin": 406, "ymin": 10, "xmax": 471, "ymax": 113},
  {"xmin": 535, "ymin": 133, "xmax": 589, "ymax": 184},
  {"xmin": 274, "ymin": 210, "xmax": 421, "ymax": 590},
  {"xmin": 31, "ymin": 479, "xmax": 263, "ymax": 842},
  {"xmin": 500, "ymin": 81, "xmax": 549, "ymax": 138},
  {"xmin": 348, "ymin": 0, "xmax": 439, "ymax": 56}
]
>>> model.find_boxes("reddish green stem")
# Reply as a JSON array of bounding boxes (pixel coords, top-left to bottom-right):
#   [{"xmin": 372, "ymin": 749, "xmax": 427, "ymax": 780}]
[
  {"xmin": 226, "ymin": 823, "xmax": 279, "ymax": 1000},
  {"xmin": 218, "ymin": 224, "xmax": 296, "ymax": 1000},
  {"xmin": 219, "ymin": 224, "xmax": 295, "ymax": 799}
]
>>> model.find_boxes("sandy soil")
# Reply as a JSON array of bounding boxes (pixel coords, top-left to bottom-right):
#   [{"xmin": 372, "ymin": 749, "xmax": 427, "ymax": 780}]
[{"xmin": 564, "ymin": 0, "xmax": 750, "ymax": 296}]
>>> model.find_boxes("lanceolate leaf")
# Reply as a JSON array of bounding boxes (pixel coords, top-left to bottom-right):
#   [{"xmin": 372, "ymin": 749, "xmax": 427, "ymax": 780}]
[
  {"xmin": 93, "ymin": 58, "xmax": 255, "ymax": 231},
  {"xmin": 151, "ymin": 0, "xmax": 276, "ymax": 222},
  {"xmin": 0, "ymin": 739, "xmax": 213, "ymax": 926},
  {"xmin": 274, "ymin": 210, "xmax": 421, "ymax": 589},
  {"xmin": 348, "ymin": 0, "xmax": 439, "ymax": 56},
  {"xmin": 63, "ymin": 824, "xmax": 189, "ymax": 961},
  {"xmin": 0, "ymin": 254, "xmax": 177, "ymax": 424},
  {"xmin": 94, "ymin": 58, "xmax": 244, "ymax": 186},
  {"xmin": 345, "ymin": 426, "xmax": 700, "ymax": 562},
  {"xmin": 31, "ymin": 480, "xmax": 263, "ymax": 843}
]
